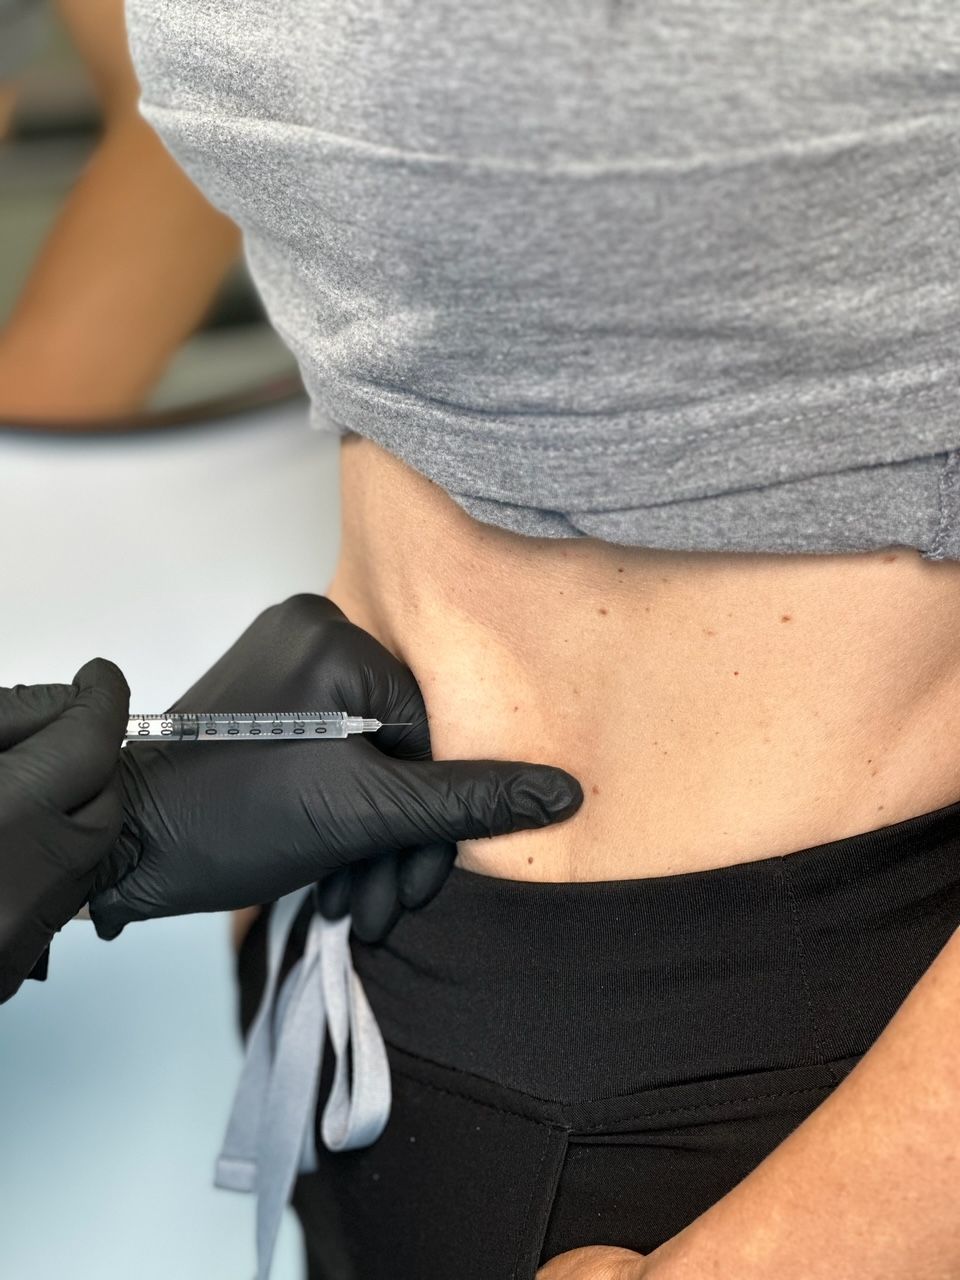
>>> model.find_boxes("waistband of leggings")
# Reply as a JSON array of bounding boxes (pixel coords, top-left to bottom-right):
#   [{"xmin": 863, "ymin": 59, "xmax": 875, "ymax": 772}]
[{"xmin": 352, "ymin": 796, "xmax": 960, "ymax": 1102}]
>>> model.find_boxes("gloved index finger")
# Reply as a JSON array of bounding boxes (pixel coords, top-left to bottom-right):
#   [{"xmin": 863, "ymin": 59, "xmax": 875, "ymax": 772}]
[
  {"xmin": 0, "ymin": 658, "xmax": 129, "ymax": 812},
  {"xmin": 0, "ymin": 681, "xmax": 76, "ymax": 750}
]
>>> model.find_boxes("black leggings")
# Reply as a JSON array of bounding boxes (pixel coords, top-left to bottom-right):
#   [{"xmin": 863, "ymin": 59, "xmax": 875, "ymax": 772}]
[{"xmin": 237, "ymin": 796, "xmax": 960, "ymax": 1280}]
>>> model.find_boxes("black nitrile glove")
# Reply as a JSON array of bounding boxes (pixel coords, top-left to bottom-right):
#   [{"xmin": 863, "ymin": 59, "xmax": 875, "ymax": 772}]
[
  {"xmin": 89, "ymin": 595, "xmax": 583, "ymax": 942},
  {"xmin": 0, "ymin": 659, "xmax": 129, "ymax": 1004}
]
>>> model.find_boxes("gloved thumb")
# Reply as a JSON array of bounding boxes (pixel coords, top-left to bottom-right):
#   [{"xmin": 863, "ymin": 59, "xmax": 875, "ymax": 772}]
[
  {"xmin": 0, "ymin": 659, "xmax": 129, "ymax": 813},
  {"xmin": 365, "ymin": 756, "xmax": 584, "ymax": 850},
  {"xmin": 0, "ymin": 682, "xmax": 76, "ymax": 751}
]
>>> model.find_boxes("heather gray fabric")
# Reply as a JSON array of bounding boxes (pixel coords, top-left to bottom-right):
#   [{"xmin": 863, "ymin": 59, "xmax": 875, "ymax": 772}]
[
  {"xmin": 0, "ymin": 0, "xmax": 47, "ymax": 81},
  {"xmin": 125, "ymin": 2, "xmax": 960, "ymax": 558}
]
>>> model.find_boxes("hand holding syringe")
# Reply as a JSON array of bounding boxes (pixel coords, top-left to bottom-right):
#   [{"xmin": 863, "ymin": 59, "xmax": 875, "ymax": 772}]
[{"xmin": 89, "ymin": 594, "xmax": 581, "ymax": 946}]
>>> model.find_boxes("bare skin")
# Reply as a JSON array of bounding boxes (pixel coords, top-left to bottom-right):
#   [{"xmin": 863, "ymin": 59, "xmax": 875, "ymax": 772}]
[{"xmin": 324, "ymin": 431, "xmax": 960, "ymax": 884}]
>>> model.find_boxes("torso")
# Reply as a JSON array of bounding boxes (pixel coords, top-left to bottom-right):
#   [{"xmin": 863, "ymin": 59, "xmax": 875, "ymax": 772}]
[{"xmin": 326, "ymin": 432, "xmax": 960, "ymax": 882}]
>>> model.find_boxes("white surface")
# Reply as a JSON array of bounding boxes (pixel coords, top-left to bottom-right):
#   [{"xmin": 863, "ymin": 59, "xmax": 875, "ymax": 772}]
[{"xmin": 0, "ymin": 401, "xmax": 342, "ymax": 1280}]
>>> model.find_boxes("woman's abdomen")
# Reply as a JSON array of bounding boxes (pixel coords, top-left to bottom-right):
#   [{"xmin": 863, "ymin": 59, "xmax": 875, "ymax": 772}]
[{"xmin": 326, "ymin": 433, "xmax": 960, "ymax": 882}]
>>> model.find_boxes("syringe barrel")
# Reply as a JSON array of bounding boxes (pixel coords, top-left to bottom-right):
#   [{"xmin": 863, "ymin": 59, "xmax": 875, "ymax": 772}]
[{"xmin": 123, "ymin": 712, "xmax": 355, "ymax": 741}]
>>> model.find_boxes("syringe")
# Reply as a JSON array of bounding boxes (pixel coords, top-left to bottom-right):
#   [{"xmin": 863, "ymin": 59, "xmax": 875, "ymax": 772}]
[{"xmin": 124, "ymin": 712, "xmax": 410, "ymax": 743}]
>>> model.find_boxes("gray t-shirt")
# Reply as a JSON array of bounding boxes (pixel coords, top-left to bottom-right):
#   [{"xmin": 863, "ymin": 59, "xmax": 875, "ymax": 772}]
[{"xmin": 126, "ymin": 1, "xmax": 960, "ymax": 558}]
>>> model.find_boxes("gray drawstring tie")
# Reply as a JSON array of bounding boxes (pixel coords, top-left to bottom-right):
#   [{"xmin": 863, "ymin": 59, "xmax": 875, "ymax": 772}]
[{"xmin": 215, "ymin": 888, "xmax": 392, "ymax": 1279}]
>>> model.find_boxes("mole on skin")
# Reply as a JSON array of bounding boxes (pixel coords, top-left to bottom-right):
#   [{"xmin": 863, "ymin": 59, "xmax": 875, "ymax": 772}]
[
  {"xmin": 591, "ymin": 784, "xmax": 601, "ymax": 795},
  {"xmin": 598, "ymin": 607, "xmax": 608, "ymax": 616}
]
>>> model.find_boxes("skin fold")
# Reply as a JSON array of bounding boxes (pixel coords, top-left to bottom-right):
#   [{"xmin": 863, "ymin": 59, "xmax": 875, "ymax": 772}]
[{"xmin": 326, "ymin": 432, "xmax": 960, "ymax": 887}]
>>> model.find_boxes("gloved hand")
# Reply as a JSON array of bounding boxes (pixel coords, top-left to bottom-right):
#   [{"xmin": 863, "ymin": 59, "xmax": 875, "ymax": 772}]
[
  {"xmin": 89, "ymin": 594, "xmax": 583, "ymax": 942},
  {"xmin": 0, "ymin": 659, "xmax": 129, "ymax": 1003}
]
